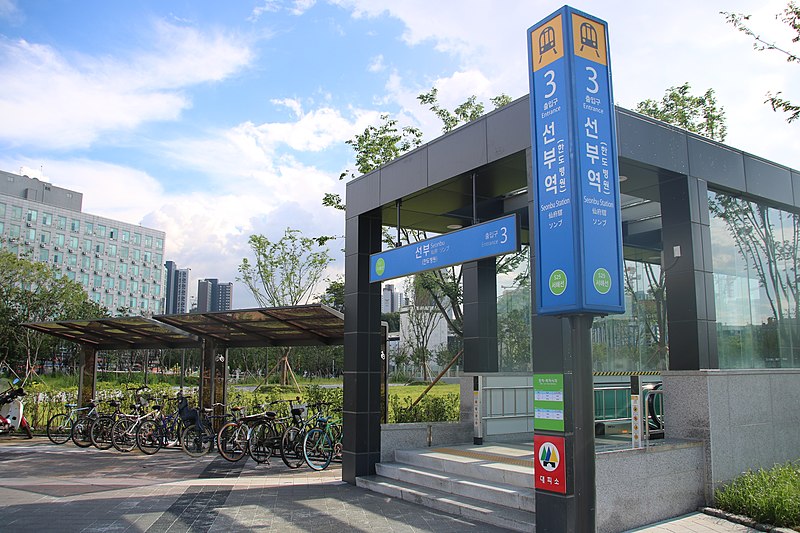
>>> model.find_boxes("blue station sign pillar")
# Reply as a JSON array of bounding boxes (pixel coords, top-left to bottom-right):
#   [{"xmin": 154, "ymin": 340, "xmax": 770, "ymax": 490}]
[{"xmin": 528, "ymin": 6, "xmax": 624, "ymax": 532}]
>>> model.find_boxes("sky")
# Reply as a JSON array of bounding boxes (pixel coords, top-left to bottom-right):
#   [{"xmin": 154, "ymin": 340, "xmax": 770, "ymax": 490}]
[{"xmin": 1, "ymin": 0, "xmax": 798, "ymax": 310}]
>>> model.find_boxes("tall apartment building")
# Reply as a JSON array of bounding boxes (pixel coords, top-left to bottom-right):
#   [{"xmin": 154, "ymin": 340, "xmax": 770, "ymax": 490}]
[
  {"xmin": 164, "ymin": 260, "xmax": 189, "ymax": 314},
  {"xmin": 381, "ymin": 283, "xmax": 404, "ymax": 313},
  {"xmin": 0, "ymin": 170, "xmax": 166, "ymax": 315},
  {"xmin": 196, "ymin": 278, "xmax": 233, "ymax": 312}
]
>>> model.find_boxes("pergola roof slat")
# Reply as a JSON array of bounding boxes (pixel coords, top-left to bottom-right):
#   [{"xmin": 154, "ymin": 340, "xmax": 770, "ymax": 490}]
[{"xmin": 22, "ymin": 304, "xmax": 344, "ymax": 350}]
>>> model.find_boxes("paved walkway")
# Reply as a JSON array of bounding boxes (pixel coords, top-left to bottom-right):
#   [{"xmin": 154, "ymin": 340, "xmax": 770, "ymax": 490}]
[
  {"xmin": 0, "ymin": 437, "xmax": 771, "ymax": 532},
  {"xmin": 630, "ymin": 512, "xmax": 763, "ymax": 532}
]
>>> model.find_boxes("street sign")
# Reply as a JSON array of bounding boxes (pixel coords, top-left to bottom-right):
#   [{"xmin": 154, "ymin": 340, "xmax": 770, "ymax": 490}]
[
  {"xmin": 369, "ymin": 214, "xmax": 519, "ymax": 283},
  {"xmin": 528, "ymin": 6, "xmax": 624, "ymax": 316}
]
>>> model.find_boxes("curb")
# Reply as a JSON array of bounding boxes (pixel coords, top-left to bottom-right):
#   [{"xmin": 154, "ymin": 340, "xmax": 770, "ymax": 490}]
[{"xmin": 700, "ymin": 507, "xmax": 798, "ymax": 533}]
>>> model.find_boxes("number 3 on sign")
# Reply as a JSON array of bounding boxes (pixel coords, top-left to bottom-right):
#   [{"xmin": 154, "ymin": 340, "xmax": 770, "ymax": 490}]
[
  {"xmin": 544, "ymin": 70, "xmax": 556, "ymax": 98},
  {"xmin": 585, "ymin": 66, "xmax": 598, "ymax": 94}
]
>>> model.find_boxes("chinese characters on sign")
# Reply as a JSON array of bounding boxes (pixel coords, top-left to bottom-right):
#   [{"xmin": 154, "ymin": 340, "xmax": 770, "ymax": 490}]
[{"xmin": 528, "ymin": 7, "xmax": 624, "ymax": 315}]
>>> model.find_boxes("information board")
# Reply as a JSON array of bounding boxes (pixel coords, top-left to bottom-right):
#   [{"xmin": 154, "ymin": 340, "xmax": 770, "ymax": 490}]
[
  {"xmin": 527, "ymin": 6, "xmax": 624, "ymax": 315},
  {"xmin": 369, "ymin": 214, "xmax": 519, "ymax": 283},
  {"xmin": 533, "ymin": 373, "xmax": 565, "ymax": 432}
]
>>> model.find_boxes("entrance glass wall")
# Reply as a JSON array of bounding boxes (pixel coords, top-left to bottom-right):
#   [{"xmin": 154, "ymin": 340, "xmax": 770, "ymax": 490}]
[
  {"xmin": 709, "ymin": 191, "xmax": 800, "ymax": 368},
  {"xmin": 592, "ymin": 258, "xmax": 667, "ymax": 371}
]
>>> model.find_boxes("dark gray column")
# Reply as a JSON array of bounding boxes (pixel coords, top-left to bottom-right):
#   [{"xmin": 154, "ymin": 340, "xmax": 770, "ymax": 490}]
[
  {"xmin": 462, "ymin": 258, "xmax": 498, "ymax": 372},
  {"xmin": 343, "ymin": 210, "xmax": 382, "ymax": 484},
  {"xmin": 660, "ymin": 175, "xmax": 717, "ymax": 369},
  {"xmin": 213, "ymin": 344, "xmax": 228, "ymax": 412},
  {"xmin": 199, "ymin": 338, "xmax": 227, "ymax": 410},
  {"xmin": 78, "ymin": 345, "xmax": 97, "ymax": 407}
]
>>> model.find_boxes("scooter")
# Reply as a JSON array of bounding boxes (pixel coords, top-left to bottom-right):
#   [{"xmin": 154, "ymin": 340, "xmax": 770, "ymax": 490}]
[{"xmin": 0, "ymin": 378, "xmax": 33, "ymax": 438}]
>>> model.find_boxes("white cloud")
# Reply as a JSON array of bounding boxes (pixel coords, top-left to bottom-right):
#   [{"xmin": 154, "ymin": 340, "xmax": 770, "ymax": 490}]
[
  {"xmin": 0, "ymin": 21, "xmax": 253, "ymax": 150},
  {"xmin": 0, "ymin": 0, "xmax": 20, "ymax": 20},
  {"xmin": 368, "ymin": 54, "xmax": 385, "ymax": 73},
  {"xmin": 337, "ymin": 0, "xmax": 800, "ymax": 170}
]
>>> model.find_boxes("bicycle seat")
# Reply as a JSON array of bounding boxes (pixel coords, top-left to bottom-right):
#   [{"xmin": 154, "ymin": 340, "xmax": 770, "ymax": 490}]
[
  {"xmin": 108, "ymin": 400, "xmax": 120, "ymax": 408},
  {"xmin": 153, "ymin": 405, "xmax": 162, "ymax": 411},
  {"xmin": 291, "ymin": 407, "xmax": 305, "ymax": 416},
  {"xmin": 265, "ymin": 411, "xmax": 277, "ymax": 418},
  {"xmin": 231, "ymin": 406, "xmax": 244, "ymax": 412},
  {"xmin": 66, "ymin": 403, "xmax": 77, "ymax": 408}
]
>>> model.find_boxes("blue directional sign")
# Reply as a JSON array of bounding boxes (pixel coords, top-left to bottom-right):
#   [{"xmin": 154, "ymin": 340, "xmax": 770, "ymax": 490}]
[
  {"xmin": 527, "ymin": 6, "xmax": 624, "ymax": 315},
  {"xmin": 369, "ymin": 214, "xmax": 519, "ymax": 283}
]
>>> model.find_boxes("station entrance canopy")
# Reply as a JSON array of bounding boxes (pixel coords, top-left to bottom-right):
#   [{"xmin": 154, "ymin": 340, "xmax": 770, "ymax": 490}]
[
  {"xmin": 23, "ymin": 304, "xmax": 345, "ymax": 350},
  {"xmin": 23, "ymin": 304, "xmax": 344, "ymax": 407}
]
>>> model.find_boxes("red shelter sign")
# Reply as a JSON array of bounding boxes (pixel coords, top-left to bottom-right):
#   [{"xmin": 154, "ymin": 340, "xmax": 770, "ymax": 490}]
[{"xmin": 534, "ymin": 434, "xmax": 567, "ymax": 494}]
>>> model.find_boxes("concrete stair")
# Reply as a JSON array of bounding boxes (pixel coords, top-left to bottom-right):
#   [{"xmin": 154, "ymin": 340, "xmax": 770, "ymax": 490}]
[{"xmin": 357, "ymin": 443, "xmax": 536, "ymax": 532}]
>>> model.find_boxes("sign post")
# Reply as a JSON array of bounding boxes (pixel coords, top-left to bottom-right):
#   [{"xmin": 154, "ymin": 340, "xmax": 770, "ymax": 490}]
[{"xmin": 528, "ymin": 6, "xmax": 625, "ymax": 532}]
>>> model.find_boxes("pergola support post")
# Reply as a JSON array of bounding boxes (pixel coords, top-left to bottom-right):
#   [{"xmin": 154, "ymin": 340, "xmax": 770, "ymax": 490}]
[
  {"xmin": 199, "ymin": 338, "xmax": 228, "ymax": 411},
  {"xmin": 78, "ymin": 345, "xmax": 97, "ymax": 407}
]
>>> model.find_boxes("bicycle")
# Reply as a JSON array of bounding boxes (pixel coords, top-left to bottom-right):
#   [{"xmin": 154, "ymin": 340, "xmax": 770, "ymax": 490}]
[
  {"xmin": 180, "ymin": 402, "xmax": 231, "ymax": 458},
  {"xmin": 302, "ymin": 407, "xmax": 343, "ymax": 471},
  {"xmin": 280, "ymin": 399, "xmax": 318, "ymax": 469},
  {"xmin": 217, "ymin": 406, "xmax": 270, "ymax": 462},
  {"xmin": 88, "ymin": 399, "xmax": 124, "ymax": 450},
  {"xmin": 90, "ymin": 386, "xmax": 150, "ymax": 451},
  {"xmin": 69, "ymin": 400, "xmax": 101, "ymax": 448},
  {"xmin": 110, "ymin": 389, "xmax": 157, "ymax": 453},
  {"xmin": 247, "ymin": 402, "xmax": 293, "ymax": 464},
  {"xmin": 46, "ymin": 402, "xmax": 97, "ymax": 445},
  {"xmin": 136, "ymin": 395, "xmax": 187, "ymax": 455}
]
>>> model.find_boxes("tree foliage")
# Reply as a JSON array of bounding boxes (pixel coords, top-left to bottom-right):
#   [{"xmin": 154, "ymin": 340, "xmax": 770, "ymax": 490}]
[
  {"xmin": 724, "ymin": 3, "xmax": 800, "ymax": 123},
  {"xmin": 238, "ymin": 228, "xmax": 334, "ymax": 308},
  {"xmin": 319, "ymin": 277, "xmax": 344, "ymax": 313},
  {"xmin": 418, "ymin": 87, "xmax": 512, "ymax": 134},
  {"xmin": 237, "ymin": 228, "xmax": 335, "ymax": 386},
  {"xmin": 635, "ymin": 82, "xmax": 727, "ymax": 141},
  {"xmin": 0, "ymin": 250, "xmax": 108, "ymax": 372}
]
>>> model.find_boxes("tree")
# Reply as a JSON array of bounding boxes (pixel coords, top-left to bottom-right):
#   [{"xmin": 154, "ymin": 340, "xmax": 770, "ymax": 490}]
[
  {"xmin": 418, "ymin": 87, "xmax": 512, "ymax": 134},
  {"xmin": 635, "ymin": 82, "xmax": 727, "ymax": 141},
  {"xmin": 724, "ymin": 3, "xmax": 800, "ymax": 122},
  {"xmin": 238, "ymin": 228, "xmax": 334, "ymax": 385},
  {"xmin": 323, "ymin": 115, "xmax": 423, "ymax": 211},
  {"xmin": 400, "ymin": 276, "xmax": 445, "ymax": 381},
  {"xmin": 319, "ymin": 277, "xmax": 344, "ymax": 312},
  {"xmin": 0, "ymin": 250, "xmax": 108, "ymax": 374}
]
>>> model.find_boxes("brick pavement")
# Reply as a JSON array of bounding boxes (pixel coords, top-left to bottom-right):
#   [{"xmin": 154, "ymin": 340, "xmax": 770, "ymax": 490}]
[
  {"xmin": 0, "ymin": 438, "xmax": 509, "ymax": 532},
  {"xmin": 0, "ymin": 437, "xmax": 779, "ymax": 532}
]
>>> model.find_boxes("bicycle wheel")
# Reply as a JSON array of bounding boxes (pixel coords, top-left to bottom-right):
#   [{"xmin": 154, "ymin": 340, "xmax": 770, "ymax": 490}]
[
  {"xmin": 303, "ymin": 428, "xmax": 333, "ymax": 471},
  {"xmin": 71, "ymin": 416, "xmax": 94, "ymax": 448},
  {"xmin": 330, "ymin": 422, "xmax": 343, "ymax": 463},
  {"xmin": 247, "ymin": 422, "xmax": 273, "ymax": 464},
  {"xmin": 90, "ymin": 415, "xmax": 115, "ymax": 450},
  {"xmin": 46, "ymin": 413, "xmax": 72, "ymax": 445},
  {"xmin": 217, "ymin": 422, "xmax": 247, "ymax": 462},
  {"xmin": 164, "ymin": 418, "xmax": 185, "ymax": 448},
  {"xmin": 112, "ymin": 418, "xmax": 137, "ymax": 453},
  {"xmin": 136, "ymin": 419, "xmax": 162, "ymax": 455},
  {"xmin": 181, "ymin": 425, "xmax": 212, "ymax": 457},
  {"xmin": 280, "ymin": 425, "xmax": 305, "ymax": 469}
]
